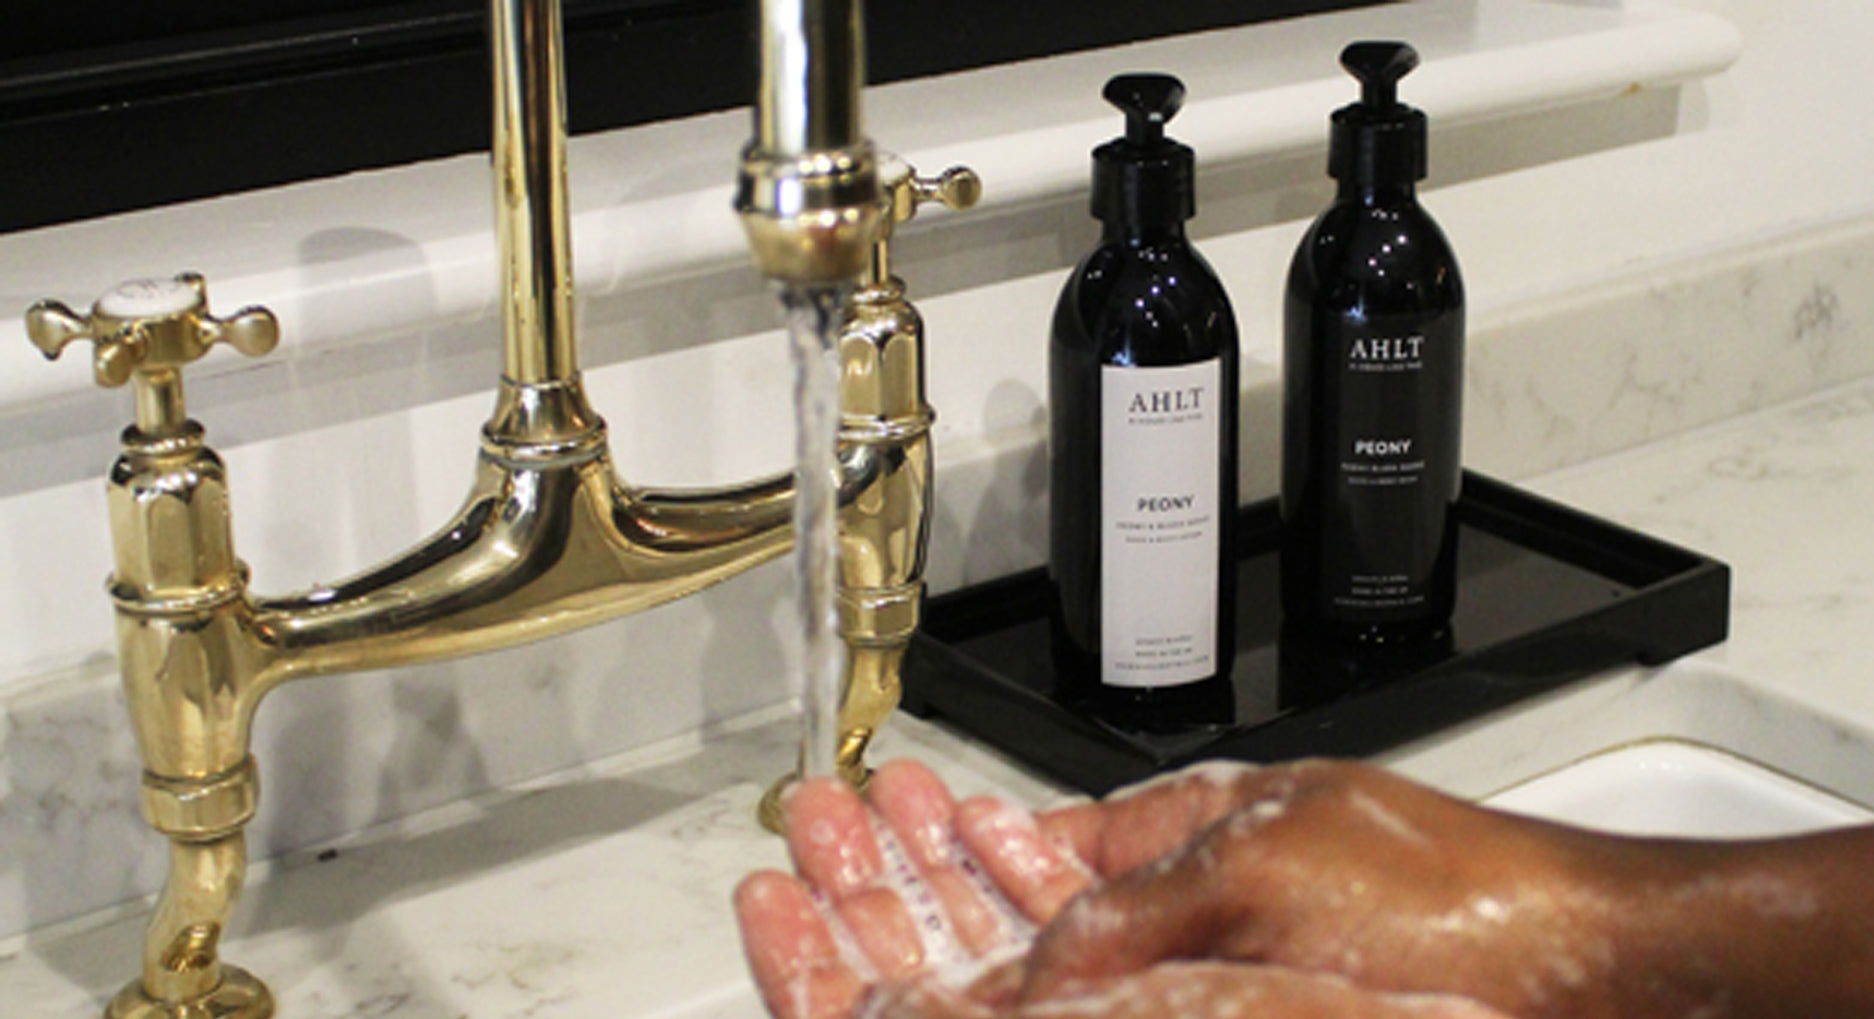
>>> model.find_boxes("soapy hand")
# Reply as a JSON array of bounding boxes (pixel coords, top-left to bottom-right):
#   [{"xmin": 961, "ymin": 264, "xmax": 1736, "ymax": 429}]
[
  {"xmin": 734, "ymin": 758, "xmax": 1521, "ymax": 1019},
  {"xmin": 1011, "ymin": 759, "xmax": 1611, "ymax": 1017},
  {"xmin": 1022, "ymin": 758, "xmax": 1874, "ymax": 1019},
  {"xmin": 737, "ymin": 757, "xmax": 1874, "ymax": 1019},
  {"xmin": 734, "ymin": 760, "xmax": 1043, "ymax": 1019}
]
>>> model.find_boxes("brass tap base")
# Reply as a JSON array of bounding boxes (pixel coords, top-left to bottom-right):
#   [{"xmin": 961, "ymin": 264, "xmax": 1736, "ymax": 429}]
[
  {"xmin": 756, "ymin": 774, "xmax": 790, "ymax": 834},
  {"xmin": 106, "ymin": 966, "xmax": 273, "ymax": 1019},
  {"xmin": 756, "ymin": 765, "xmax": 874, "ymax": 835}
]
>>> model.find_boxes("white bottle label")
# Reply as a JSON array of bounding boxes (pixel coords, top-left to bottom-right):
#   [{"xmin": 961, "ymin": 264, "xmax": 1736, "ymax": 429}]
[{"xmin": 1099, "ymin": 360, "xmax": 1222, "ymax": 688}]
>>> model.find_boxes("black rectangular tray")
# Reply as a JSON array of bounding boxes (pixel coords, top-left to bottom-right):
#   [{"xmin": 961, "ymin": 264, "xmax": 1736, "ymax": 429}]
[{"xmin": 900, "ymin": 471, "xmax": 1731, "ymax": 796}]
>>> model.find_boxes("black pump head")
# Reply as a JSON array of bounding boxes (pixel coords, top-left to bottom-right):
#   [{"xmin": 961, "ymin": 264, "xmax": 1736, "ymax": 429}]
[
  {"xmin": 1091, "ymin": 72, "xmax": 1196, "ymax": 229},
  {"xmin": 1340, "ymin": 41, "xmax": 1419, "ymax": 110},
  {"xmin": 1328, "ymin": 39, "xmax": 1429, "ymax": 187},
  {"xmin": 1103, "ymin": 73, "xmax": 1186, "ymax": 146}
]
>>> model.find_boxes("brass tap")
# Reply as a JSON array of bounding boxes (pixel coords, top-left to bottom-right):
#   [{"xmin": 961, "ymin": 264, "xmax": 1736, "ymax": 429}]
[
  {"xmin": 27, "ymin": 276, "xmax": 277, "ymax": 1019},
  {"xmin": 759, "ymin": 157, "xmax": 981, "ymax": 832},
  {"xmin": 735, "ymin": 0, "xmax": 884, "ymax": 285},
  {"xmin": 22, "ymin": 0, "xmax": 972, "ymax": 1016}
]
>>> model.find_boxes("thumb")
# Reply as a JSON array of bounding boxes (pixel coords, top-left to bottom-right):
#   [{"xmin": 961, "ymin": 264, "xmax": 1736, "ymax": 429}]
[{"xmin": 1018, "ymin": 845, "xmax": 1238, "ymax": 1001}]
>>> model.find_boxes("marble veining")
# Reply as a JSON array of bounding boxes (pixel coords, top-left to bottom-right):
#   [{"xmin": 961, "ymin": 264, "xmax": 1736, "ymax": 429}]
[{"xmin": 1463, "ymin": 217, "xmax": 1874, "ymax": 482}]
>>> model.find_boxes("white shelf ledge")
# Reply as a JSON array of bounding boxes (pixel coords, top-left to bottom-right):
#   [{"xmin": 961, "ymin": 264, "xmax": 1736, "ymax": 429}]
[{"xmin": 0, "ymin": 0, "xmax": 1739, "ymax": 413}]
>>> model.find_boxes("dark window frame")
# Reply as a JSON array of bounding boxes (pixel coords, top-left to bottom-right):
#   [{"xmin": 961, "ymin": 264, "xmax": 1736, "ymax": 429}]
[{"xmin": 1, "ymin": 0, "xmax": 1377, "ymax": 232}]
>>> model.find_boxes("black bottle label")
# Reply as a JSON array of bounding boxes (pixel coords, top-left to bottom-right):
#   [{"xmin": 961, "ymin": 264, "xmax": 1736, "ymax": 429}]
[
  {"xmin": 1319, "ymin": 322, "xmax": 1460, "ymax": 619},
  {"xmin": 1099, "ymin": 359, "xmax": 1221, "ymax": 687}
]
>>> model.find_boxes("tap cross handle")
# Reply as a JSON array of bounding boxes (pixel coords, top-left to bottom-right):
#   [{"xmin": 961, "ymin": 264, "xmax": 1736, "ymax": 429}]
[
  {"xmin": 860, "ymin": 161, "xmax": 981, "ymax": 288},
  {"xmin": 26, "ymin": 273, "xmax": 278, "ymax": 436},
  {"xmin": 26, "ymin": 272, "xmax": 278, "ymax": 390},
  {"xmin": 891, "ymin": 165, "xmax": 981, "ymax": 227}
]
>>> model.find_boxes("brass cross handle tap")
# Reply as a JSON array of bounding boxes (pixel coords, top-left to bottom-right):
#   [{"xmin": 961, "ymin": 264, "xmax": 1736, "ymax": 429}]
[
  {"xmin": 26, "ymin": 273, "xmax": 278, "ymax": 434},
  {"xmin": 24, "ymin": 271, "xmax": 282, "ymax": 1019}
]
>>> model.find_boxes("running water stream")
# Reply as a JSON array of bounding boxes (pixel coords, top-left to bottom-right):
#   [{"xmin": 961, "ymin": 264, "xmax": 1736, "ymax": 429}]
[
  {"xmin": 781, "ymin": 284, "xmax": 850, "ymax": 782},
  {"xmin": 780, "ymin": 287, "xmax": 1047, "ymax": 1012}
]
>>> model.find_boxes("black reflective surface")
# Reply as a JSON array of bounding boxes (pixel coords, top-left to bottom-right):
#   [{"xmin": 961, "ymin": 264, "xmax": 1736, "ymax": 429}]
[{"xmin": 903, "ymin": 472, "xmax": 1731, "ymax": 796}]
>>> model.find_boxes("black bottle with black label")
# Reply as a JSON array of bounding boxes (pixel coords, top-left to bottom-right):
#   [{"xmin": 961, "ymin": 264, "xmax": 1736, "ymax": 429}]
[
  {"xmin": 1049, "ymin": 73, "xmax": 1239, "ymax": 732},
  {"xmin": 1282, "ymin": 41, "xmax": 1465, "ymax": 649}
]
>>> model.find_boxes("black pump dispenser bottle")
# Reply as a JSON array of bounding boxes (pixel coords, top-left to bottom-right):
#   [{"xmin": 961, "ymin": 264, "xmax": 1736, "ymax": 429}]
[
  {"xmin": 1282, "ymin": 42, "xmax": 1465, "ymax": 649},
  {"xmin": 1050, "ymin": 73, "xmax": 1239, "ymax": 731}
]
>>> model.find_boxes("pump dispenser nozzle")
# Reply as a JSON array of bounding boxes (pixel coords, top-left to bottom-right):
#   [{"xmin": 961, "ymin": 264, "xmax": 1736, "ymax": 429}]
[
  {"xmin": 1328, "ymin": 40, "xmax": 1428, "ymax": 187},
  {"xmin": 1091, "ymin": 72, "xmax": 1195, "ymax": 230},
  {"xmin": 1104, "ymin": 74, "xmax": 1185, "ymax": 146},
  {"xmin": 1340, "ymin": 41, "xmax": 1418, "ymax": 110}
]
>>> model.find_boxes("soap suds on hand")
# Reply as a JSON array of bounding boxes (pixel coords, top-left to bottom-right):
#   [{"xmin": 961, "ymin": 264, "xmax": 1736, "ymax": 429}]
[
  {"xmin": 1346, "ymin": 789, "xmax": 1432, "ymax": 848},
  {"xmin": 1105, "ymin": 760, "xmax": 1259, "ymax": 804}
]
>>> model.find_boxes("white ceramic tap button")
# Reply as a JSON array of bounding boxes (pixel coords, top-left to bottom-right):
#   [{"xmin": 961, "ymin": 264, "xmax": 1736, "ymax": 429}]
[{"xmin": 98, "ymin": 278, "xmax": 199, "ymax": 320}]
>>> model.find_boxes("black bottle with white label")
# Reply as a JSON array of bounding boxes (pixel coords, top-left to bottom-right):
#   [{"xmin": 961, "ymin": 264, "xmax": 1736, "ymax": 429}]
[
  {"xmin": 1050, "ymin": 73, "xmax": 1239, "ymax": 731},
  {"xmin": 1282, "ymin": 41, "xmax": 1464, "ymax": 649}
]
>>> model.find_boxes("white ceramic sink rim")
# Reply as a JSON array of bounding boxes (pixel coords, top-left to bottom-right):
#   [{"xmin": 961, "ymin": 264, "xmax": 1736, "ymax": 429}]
[{"xmin": 1481, "ymin": 737, "xmax": 1874, "ymax": 838}]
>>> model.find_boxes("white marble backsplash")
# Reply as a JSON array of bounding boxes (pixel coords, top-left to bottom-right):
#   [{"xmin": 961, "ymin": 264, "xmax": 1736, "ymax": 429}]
[
  {"xmin": 0, "ymin": 573, "xmax": 801, "ymax": 942},
  {"xmin": 1465, "ymin": 217, "xmax": 1874, "ymax": 479}
]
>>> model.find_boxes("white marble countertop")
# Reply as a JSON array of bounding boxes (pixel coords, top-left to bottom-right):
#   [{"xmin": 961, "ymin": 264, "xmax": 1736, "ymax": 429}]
[{"xmin": 7, "ymin": 371, "xmax": 1874, "ymax": 1017}]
